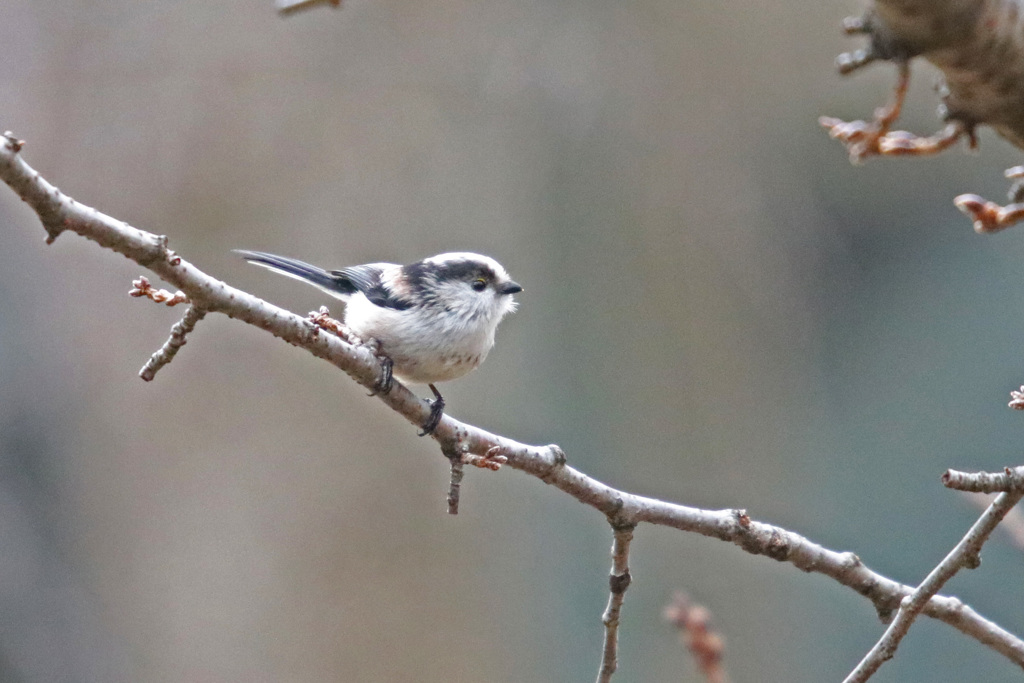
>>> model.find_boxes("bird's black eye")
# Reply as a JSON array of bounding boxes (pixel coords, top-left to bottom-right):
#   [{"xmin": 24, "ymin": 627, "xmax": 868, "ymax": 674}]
[{"xmin": 471, "ymin": 278, "xmax": 487, "ymax": 292}]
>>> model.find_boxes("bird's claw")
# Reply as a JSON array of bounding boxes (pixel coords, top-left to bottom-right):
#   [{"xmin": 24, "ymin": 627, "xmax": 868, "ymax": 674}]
[
  {"xmin": 368, "ymin": 355, "xmax": 394, "ymax": 396},
  {"xmin": 418, "ymin": 384, "xmax": 445, "ymax": 436}
]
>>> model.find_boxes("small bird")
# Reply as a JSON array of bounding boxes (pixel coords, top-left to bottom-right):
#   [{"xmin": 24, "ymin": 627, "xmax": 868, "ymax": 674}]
[{"xmin": 236, "ymin": 249, "xmax": 522, "ymax": 435}]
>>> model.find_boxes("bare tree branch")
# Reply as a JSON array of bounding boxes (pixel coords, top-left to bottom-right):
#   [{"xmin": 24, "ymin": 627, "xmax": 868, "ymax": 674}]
[
  {"xmin": 442, "ymin": 442, "xmax": 465, "ymax": 516},
  {"xmin": 138, "ymin": 304, "xmax": 207, "ymax": 382},
  {"xmin": 943, "ymin": 466, "xmax": 1024, "ymax": 494},
  {"xmin": 843, "ymin": 490, "xmax": 1024, "ymax": 683},
  {"xmin": 4, "ymin": 131, "xmax": 1024, "ymax": 674},
  {"xmin": 596, "ymin": 524, "xmax": 634, "ymax": 683},
  {"xmin": 957, "ymin": 492, "xmax": 1024, "ymax": 552}
]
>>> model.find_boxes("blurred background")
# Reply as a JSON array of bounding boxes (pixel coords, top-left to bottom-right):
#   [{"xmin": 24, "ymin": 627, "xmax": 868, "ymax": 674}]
[{"xmin": 2, "ymin": 1, "xmax": 1024, "ymax": 681}]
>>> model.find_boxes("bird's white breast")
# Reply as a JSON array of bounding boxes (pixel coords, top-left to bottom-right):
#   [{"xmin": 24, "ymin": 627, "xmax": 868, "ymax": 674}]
[{"xmin": 343, "ymin": 294, "xmax": 498, "ymax": 384}]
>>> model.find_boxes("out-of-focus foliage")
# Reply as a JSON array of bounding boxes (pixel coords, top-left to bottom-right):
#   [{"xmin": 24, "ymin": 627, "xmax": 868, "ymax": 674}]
[{"xmin": 2, "ymin": 1, "xmax": 1024, "ymax": 681}]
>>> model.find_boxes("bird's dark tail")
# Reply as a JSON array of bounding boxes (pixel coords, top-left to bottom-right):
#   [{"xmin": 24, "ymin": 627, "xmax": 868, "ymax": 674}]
[{"xmin": 235, "ymin": 250, "xmax": 357, "ymax": 298}]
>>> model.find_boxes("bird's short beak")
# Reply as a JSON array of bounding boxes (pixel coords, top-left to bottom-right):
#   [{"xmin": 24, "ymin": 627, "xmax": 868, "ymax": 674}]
[{"xmin": 498, "ymin": 281, "xmax": 523, "ymax": 295}]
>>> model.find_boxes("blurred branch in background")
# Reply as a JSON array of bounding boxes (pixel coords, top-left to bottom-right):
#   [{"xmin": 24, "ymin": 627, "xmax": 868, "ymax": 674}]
[
  {"xmin": 821, "ymin": 0, "xmax": 1024, "ymax": 231},
  {"xmin": 5, "ymin": 130, "xmax": 1024, "ymax": 680},
  {"xmin": 664, "ymin": 593, "xmax": 731, "ymax": 683},
  {"xmin": 955, "ymin": 166, "xmax": 1024, "ymax": 234},
  {"xmin": 819, "ymin": 61, "xmax": 971, "ymax": 164}
]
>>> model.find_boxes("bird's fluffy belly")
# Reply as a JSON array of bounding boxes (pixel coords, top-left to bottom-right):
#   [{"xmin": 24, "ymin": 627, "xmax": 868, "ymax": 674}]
[
  {"xmin": 347, "ymin": 301, "xmax": 493, "ymax": 384},
  {"xmin": 388, "ymin": 347, "xmax": 484, "ymax": 384}
]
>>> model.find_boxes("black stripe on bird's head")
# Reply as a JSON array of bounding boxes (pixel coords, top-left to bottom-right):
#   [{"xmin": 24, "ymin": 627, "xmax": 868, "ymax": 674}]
[{"xmin": 406, "ymin": 253, "xmax": 520, "ymax": 298}]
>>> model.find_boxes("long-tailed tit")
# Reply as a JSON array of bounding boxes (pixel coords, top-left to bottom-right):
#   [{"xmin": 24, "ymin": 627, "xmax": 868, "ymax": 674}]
[{"xmin": 236, "ymin": 250, "xmax": 522, "ymax": 434}]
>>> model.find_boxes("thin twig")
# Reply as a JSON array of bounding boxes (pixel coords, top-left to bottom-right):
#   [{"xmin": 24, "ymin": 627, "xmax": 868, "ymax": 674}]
[
  {"xmin": 445, "ymin": 445, "xmax": 464, "ymax": 516},
  {"xmin": 596, "ymin": 524, "xmax": 634, "ymax": 683},
  {"xmin": 957, "ymin": 491, "xmax": 1024, "ymax": 552},
  {"xmin": 664, "ymin": 592, "xmax": 730, "ymax": 683},
  {"xmin": 842, "ymin": 490, "xmax": 1024, "ymax": 683},
  {"xmin": 443, "ymin": 445, "xmax": 507, "ymax": 514},
  {"xmin": 3, "ymin": 132, "xmax": 1024, "ymax": 671},
  {"xmin": 139, "ymin": 305, "xmax": 208, "ymax": 381},
  {"xmin": 943, "ymin": 466, "xmax": 1024, "ymax": 494}
]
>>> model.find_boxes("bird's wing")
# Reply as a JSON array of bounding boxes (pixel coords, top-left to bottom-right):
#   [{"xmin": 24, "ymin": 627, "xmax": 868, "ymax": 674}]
[{"xmin": 333, "ymin": 263, "xmax": 413, "ymax": 311}]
